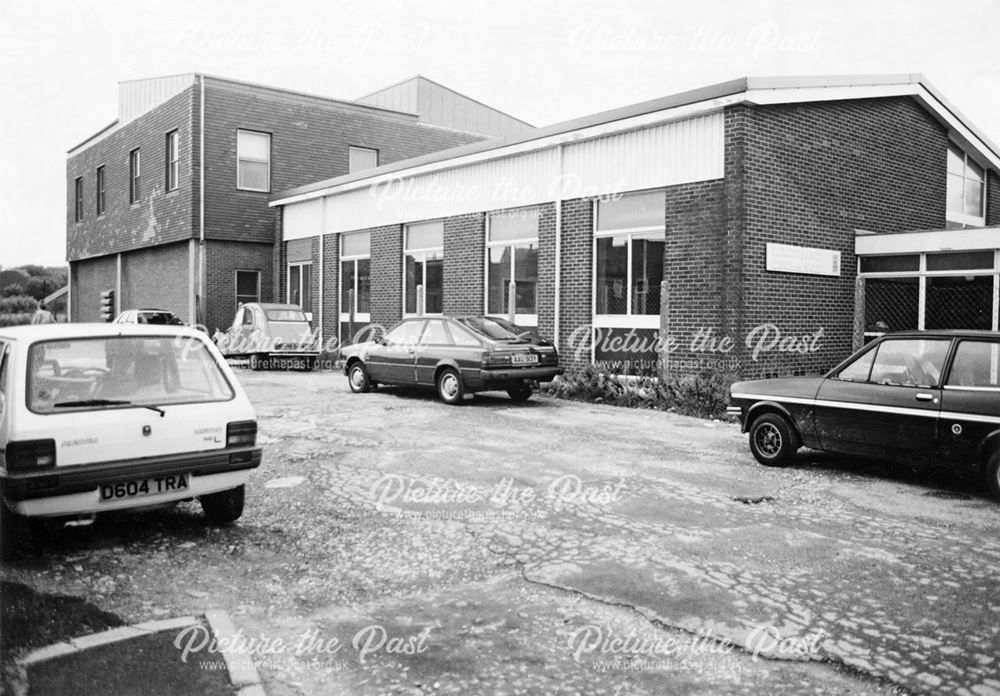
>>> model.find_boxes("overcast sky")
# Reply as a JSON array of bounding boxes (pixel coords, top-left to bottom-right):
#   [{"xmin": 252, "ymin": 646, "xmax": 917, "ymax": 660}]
[{"xmin": 1, "ymin": 0, "xmax": 998, "ymax": 268}]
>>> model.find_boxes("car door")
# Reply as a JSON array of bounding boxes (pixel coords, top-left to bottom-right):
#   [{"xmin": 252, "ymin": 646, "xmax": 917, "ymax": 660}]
[
  {"xmin": 367, "ymin": 319, "xmax": 425, "ymax": 384},
  {"xmin": 814, "ymin": 337, "xmax": 951, "ymax": 462},
  {"xmin": 938, "ymin": 338, "xmax": 1000, "ymax": 468},
  {"xmin": 414, "ymin": 319, "xmax": 454, "ymax": 384}
]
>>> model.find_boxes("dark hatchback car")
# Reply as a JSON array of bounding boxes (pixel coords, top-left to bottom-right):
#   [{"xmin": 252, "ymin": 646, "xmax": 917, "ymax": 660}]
[
  {"xmin": 728, "ymin": 331, "xmax": 1000, "ymax": 499},
  {"xmin": 341, "ymin": 316, "xmax": 562, "ymax": 404}
]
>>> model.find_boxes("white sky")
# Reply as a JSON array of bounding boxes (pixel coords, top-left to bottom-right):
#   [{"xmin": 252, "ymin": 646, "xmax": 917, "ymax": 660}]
[{"xmin": 1, "ymin": 0, "xmax": 998, "ymax": 267}]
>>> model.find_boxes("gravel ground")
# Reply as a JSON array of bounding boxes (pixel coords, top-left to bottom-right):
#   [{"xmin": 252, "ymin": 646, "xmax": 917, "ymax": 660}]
[{"xmin": 2, "ymin": 369, "xmax": 998, "ymax": 695}]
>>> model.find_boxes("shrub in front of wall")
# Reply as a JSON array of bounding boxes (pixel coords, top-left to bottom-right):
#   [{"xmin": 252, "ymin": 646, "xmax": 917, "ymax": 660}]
[
  {"xmin": 0, "ymin": 313, "xmax": 34, "ymax": 327},
  {"xmin": 0, "ymin": 295, "xmax": 38, "ymax": 315}
]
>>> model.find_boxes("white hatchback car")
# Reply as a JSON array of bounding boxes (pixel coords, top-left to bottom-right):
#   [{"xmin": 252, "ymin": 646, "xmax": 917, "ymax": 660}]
[{"xmin": 0, "ymin": 323, "xmax": 261, "ymax": 525}]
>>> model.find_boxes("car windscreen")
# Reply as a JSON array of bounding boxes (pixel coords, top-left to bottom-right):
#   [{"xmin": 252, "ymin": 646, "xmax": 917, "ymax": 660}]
[
  {"xmin": 455, "ymin": 317, "xmax": 525, "ymax": 341},
  {"xmin": 27, "ymin": 336, "xmax": 235, "ymax": 414},
  {"xmin": 266, "ymin": 309, "xmax": 308, "ymax": 322},
  {"xmin": 139, "ymin": 312, "xmax": 184, "ymax": 325}
]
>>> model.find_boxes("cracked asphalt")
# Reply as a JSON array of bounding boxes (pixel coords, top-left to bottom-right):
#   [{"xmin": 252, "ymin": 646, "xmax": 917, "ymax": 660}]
[{"xmin": 4, "ymin": 370, "xmax": 999, "ymax": 695}]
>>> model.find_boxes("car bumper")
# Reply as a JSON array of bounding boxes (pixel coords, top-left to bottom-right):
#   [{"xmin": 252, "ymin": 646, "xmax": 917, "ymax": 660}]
[
  {"xmin": 476, "ymin": 366, "xmax": 564, "ymax": 386},
  {"xmin": 1, "ymin": 446, "xmax": 262, "ymax": 517}
]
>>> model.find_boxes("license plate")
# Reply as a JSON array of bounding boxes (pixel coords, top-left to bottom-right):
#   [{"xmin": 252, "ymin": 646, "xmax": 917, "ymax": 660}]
[
  {"xmin": 512, "ymin": 353, "xmax": 539, "ymax": 365},
  {"xmin": 100, "ymin": 474, "xmax": 190, "ymax": 502}
]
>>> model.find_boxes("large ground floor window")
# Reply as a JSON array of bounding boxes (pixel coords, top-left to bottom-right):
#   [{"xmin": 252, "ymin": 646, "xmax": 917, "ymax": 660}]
[
  {"xmin": 288, "ymin": 262, "xmax": 312, "ymax": 313},
  {"xmin": 405, "ymin": 221, "xmax": 444, "ymax": 315},
  {"xmin": 486, "ymin": 207, "xmax": 540, "ymax": 325},
  {"xmin": 340, "ymin": 231, "xmax": 371, "ymax": 323}
]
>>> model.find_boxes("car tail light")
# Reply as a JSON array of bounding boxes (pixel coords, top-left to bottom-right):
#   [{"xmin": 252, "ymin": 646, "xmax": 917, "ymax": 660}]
[
  {"xmin": 481, "ymin": 352, "xmax": 512, "ymax": 367},
  {"xmin": 226, "ymin": 421, "xmax": 257, "ymax": 447},
  {"xmin": 6, "ymin": 439, "xmax": 56, "ymax": 473}
]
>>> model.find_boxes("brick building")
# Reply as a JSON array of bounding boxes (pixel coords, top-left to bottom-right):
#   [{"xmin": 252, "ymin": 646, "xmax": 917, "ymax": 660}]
[
  {"xmin": 66, "ymin": 73, "xmax": 531, "ymax": 333},
  {"xmin": 272, "ymin": 74, "xmax": 1000, "ymax": 378}
]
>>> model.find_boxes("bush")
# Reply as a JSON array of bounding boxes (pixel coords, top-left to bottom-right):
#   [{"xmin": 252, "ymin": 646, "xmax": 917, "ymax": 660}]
[
  {"xmin": 544, "ymin": 366, "xmax": 735, "ymax": 419},
  {"xmin": 0, "ymin": 313, "xmax": 33, "ymax": 327},
  {"xmin": 0, "ymin": 295, "xmax": 38, "ymax": 315}
]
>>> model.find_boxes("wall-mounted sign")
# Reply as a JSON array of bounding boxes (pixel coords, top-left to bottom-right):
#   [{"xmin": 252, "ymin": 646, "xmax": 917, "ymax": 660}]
[{"xmin": 766, "ymin": 243, "xmax": 841, "ymax": 277}]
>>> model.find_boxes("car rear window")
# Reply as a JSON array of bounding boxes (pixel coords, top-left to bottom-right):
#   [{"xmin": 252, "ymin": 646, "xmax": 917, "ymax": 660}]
[
  {"xmin": 139, "ymin": 312, "xmax": 183, "ymax": 325},
  {"xmin": 27, "ymin": 336, "xmax": 234, "ymax": 414},
  {"xmin": 946, "ymin": 341, "xmax": 1000, "ymax": 388},
  {"xmin": 266, "ymin": 309, "xmax": 308, "ymax": 322},
  {"xmin": 456, "ymin": 317, "xmax": 523, "ymax": 341}
]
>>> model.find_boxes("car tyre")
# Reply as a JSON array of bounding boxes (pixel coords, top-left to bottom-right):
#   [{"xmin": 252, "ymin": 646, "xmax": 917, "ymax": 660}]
[
  {"xmin": 507, "ymin": 386, "xmax": 533, "ymax": 402},
  {"xmin": 201, "ymin": 485, "xmax": 245, "ymax": 525},
  {"xmin": 348, "ymin": 362, "xmax": 371, "ymax": 393},
  {"xmin": 437, "ymin": 368, "xmax": 465, "ymax": 405},
  {"xmin": 985, "ymin": 448, "xmax": 1000, "ymax": 502},
  {"xmin": 748, "ymin": 413, "xmax": 799, "ymax": 467}
]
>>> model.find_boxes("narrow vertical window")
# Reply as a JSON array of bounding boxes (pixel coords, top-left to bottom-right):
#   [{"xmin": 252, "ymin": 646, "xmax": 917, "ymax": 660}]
[
  {"xmin": 74, "ymin": 177, "xmax": 84, "ymax": 222},
  {"xmin": 340, "ymin": 231, "xmax": 372, "ymax": 323},
  {"xmin": 96, "ymin": 166, "xmax": 106, "ymax": 215},
  {"xmin": 166, "ymin": 130, "xmax": 179, "ymax": 191},
  {"xmin": 129, "ymin": 149, "xmax": 141, "ymax": 204},
  {"xmin": 946, "ymin": 143, "xmax": 986, "ymax": 228},
  {"xmin": 486, "ymin": 208, "xmax": 540, "ymax": 323},
  {"xmin": 404, "ymin": 221, "xmax": 444, "ymax": 315}
]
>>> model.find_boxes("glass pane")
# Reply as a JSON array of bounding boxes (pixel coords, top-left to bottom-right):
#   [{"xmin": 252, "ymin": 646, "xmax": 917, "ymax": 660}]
[
  {"xmin": 301, "ymin": 265, "xmax": 312, "ymax": 312},
  {"xmin": 489, "ymin": 208, "xmax": 540, "ymax": 242},
  {"xmin": 864, "ymin": 277, "xmax": 918, "ymax": 333},
  {"xmin": 631, "ymin": 233, "xmax": 664, "ymax": 315},
  {"xmin": 964, "ymin": 179, "xmax": 983, "ymax": 218},
  {"xmin": 447, "ymin": 322, "xmax": 483, "ymax": 347},
  {"xmin": 420, "ymin": 319, "xmax": 451, "ymax": 345},
  {"xmin": 356, "ymin": 259, "xmax": 370, "ymax": 313},
  {"xmin": 869, "ymin": 339, "xmax": 951, "ymax": 387},
  {"xmin": 341, "ymin": 260, "xmax": 355, "ymax": 314},
  {"xmin": 425, "ymin": 255, "xmax": 443, "ymax": 314},
  {"xmin": 341, "ymin": 231, "xmax": 370, "ymax": 257},
  {"xmin": 236, "ymin": 271, "xmax": 259, "ymax": 298},
  {"xmin": 405, "ymin": 255, "xmax": 421, "ymax": 314},
  {"xmin": 595, "ymin": 236, "xmax": 628, "ymax": 314},
  {"xmin": 947, "ymin": 341, "xmax": 1000, "ymax": 387},
  {"xmin": 239, "ymin": 161, "xmax": 269, "ymax": 190},
  {"xmin": 946, "ymin": 173, "xmax": 964, "ymax": 216},
  {"xmin": 514, "ymin": 244, "xmax": 538, "ymax": 314},
  {"xmin": 385, "ymin": 320, "xmax": 425, "ymax": 346},
  {"xmin": 926, "ymin": 275, "xmax": 993, "ymax": 330},
  {"xmin": 837, "ymin": 347, "xmax": 876, "ymax": 382},
  {"xmin": 487, "ymin": 246, "xmax": 512, "ymax": 314},
  {"xmin": 406, "ymin": 221, "xmax": 443, "ymax": 250},
  {"xmin": 859, "ymin": 255, "xmax": 920, "ymax": 273},
  {"xmin": 349, "ymin": 147, "xmax": 378, "ymax": 173},
  {"xmin": 238, "ymin": 131, "xmax": 270, "ymax": 160},
  {"xmin": 288, "ymin": 265, "xmax": 301, "ymax": 305},
  {"xmin": 947, "ymin": 145, "xmax": 964, "ymax": 175},
  {"xmin": 596, "ymin": 190, "xmax": 663, "ymax": 231},
  {"xmin": 28, "ymin": 337, "xmax": 233, "ymax": 413},
  {"xmin": 967, "ymin": 157, "xmax": 985, "ymax": 182},
  {"xmin": 926, "ymin": 251, "xmax": 994, "ymax": 272}
]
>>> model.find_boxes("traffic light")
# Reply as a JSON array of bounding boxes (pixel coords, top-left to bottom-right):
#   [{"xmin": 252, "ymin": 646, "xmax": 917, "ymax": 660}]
[{"xmin": 100, "ymin": 290, "xmax": 115, "ymax": 322}]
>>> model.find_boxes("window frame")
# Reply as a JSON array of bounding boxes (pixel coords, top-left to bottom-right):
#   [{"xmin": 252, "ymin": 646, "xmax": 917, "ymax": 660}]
[
  {"xmin": 946, "ymin": 144, "xmax": 987, "ymax": 228},
  {"xmin": 348, "ymin": 146, "xmax": 379, "ymax": 174},
  {"xmin": 165, "ymin": 129, "xmax": 179, "ymax": 192},
  {"xmin": 484, "ymin": 207, "xmax": 540, "ymax": 326},
  {"xmin": 96, "ymin": 165, "xmax": 106, "ymax": 216},
  {"xmin": 128, "ymin": 148, "xmax": 141, "ymax": 204},
  {"xmin": 944, "ymin": 339, "xmax": 1000, "ymax": 392},
  {"xmin": 236, "ymin": 129, "xmax": 271, "ymax": 193},
  {"xmin": 287, "ymin": 261, "xmax": 313, "ymax": 317},
  {"xmin": 74, "ymin": 176, "xmax": 84, "ymax": 222},
  {"xmin": 340, "ymin": 232, "xmax": 372, "ymax": 323},
  {"xmin": 234, "ymin": 269, "xmax": 261, "ymax": 306},
  {"xmin": 403, "ymin": 221, "xmax": 444, "ymax": 317}
]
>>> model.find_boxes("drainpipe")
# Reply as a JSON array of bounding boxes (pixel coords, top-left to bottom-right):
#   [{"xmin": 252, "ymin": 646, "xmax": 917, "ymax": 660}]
[
  {"xmin": 554, "ymin": 144, "xmax": 563, "ymax": 350},
  {"xmin": 198, "ymin": 75, "xmax": 206, "ymax": 328}
]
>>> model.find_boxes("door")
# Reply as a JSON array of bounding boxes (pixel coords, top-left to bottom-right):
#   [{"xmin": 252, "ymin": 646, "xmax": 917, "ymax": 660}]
[
  {"xmin": 414, "ymin": 319, "xmax": 453, "ymax": 384},
  {"xmin": 366, "ymin": 319, "xmax": 425, "ymax": 384},
  {"xmin": 938, "ymin": 339, "xmax": 1000, "ymax": 467},
  {"xmin": 814, "ymin": 337, "xmax": 951, "ymax": 462}
]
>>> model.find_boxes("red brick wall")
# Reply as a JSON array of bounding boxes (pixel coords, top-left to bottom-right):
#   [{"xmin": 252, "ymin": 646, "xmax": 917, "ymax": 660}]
[
  {"xmin": 536, "ymin": 204, "xmax": 558, "ymax": 344},
  {"xmin": 988, "ymin": 170, "xmax": 1000, "ymax": 226},
  {"xmin": 558, "ymin": 198, "xmax": 594, "ymax": 367},
  {"xmin": 320, "ymin": 233, "xmax": 340, "ymax": 347},
  {"xmin": 369, "ymin": 225, "xmax": 404, "ymax": 328},
  {"xmin": 443, "ymin": 213, "xmax": 485, "ymax": 315},
  {"xmin": 67, "ymin": 88, "xmax": 197, "ymax": 261},
  {"xmin": 121, "ymin": 242, "xmax": 191, "ymax": 321},
  {"xmin": 204, "ymin": 240, "xmax": 274, "ymax": 334},
  {"xmin": 71, "ymin": 255, "xmax": 118, "ymax": 322}
]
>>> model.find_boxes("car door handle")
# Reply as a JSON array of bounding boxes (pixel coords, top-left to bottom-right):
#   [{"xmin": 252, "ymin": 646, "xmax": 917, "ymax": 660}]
[{"xmin": 915, "ymin": 393, "xmax": 935, "ymax": 402}]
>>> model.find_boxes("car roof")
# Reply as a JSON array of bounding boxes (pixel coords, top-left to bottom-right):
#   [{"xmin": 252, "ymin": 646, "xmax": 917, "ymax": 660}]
[
  {"xmin": 248, "ymin": 303, "xmax": 303, "ymax": 310},
  {"xmin": 878, "ymin": 330, "xmax": 1000, "ymax": 339},
  {"xmin": 133, "ymin": 308, "xmax": 179, "ymax": 313},
  {"xmin": 0, "ymin": 323, "xmax": 205, "ymax": 342}
]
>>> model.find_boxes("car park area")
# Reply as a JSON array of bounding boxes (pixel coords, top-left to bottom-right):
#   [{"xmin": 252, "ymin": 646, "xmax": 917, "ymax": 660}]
[{"xmin": 3, "ymin": 369, "xmax": 999, "ymax": 695}]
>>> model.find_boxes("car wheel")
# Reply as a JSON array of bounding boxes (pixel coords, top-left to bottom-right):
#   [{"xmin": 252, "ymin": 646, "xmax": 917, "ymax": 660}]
[
  {"xmin": 985, "ymin": 448, "xmax": 1000, "ymax": 501},
  {"xmin": 200, "ymin": 485, "xmax": 245, "ymax": 525},
  {"xmin": 348, "ymin": 362, "xmax": 371, "ymax": 393},
  {"xmin": 748, "ymin": 413, "xmax": 799, "ymax": 467},
  {"xmin": 437, "ymin": 368, "xmax": 464, "ymax": 405},
  {"xmin": 507, "ymin": 386, "xmax": 533, "ymax": 402}
]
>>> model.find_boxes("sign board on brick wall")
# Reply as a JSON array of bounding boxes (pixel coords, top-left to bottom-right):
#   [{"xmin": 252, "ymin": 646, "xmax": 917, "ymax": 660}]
[{"xmin": 766, "ymin": 243, "xmax": 841, "ymax": 277}]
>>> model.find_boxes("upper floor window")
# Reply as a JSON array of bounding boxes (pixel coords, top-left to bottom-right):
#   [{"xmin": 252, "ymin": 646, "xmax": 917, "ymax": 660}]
[
  {"xmin": 349, "ymin": 146, "xmax": 378, "ymax": 174},
  {"xmin": 129, "ymin": 149, "xmax": 141, "ymax": 204},
  {"xmin": 166, "ymin": 130, "xmax": 179, "ymax": 191},
  {"xmin": 74, "ymin": 177, "xmax": 84, "ymax": 222},
  {"xmin": 486, "ymin": 208, "xmax": 539, "ymax": 323},
  {"xmin": 946, "ymin": 144, "xmax": 985, "ymax": 228},
  {"xmin": 237, "ymin": 130, "xmax": 271, "ymax": 192},
  {"xmin": 96, "ymin": 166, "xmax": 106, "ymax": 215}
]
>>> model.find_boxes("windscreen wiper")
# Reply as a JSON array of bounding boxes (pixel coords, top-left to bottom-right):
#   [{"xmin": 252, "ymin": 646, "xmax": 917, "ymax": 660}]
[{"xmin": 53, "ymin": 399, "xmax": 166, "ymax": 417}]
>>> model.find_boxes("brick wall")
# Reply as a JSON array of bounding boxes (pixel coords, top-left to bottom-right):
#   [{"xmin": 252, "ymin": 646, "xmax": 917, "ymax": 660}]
[
  {"xmin": 736, "ymin": 97, "xmax": 949, "ymax": 378},
  {"xmin": 71, "ymin": 255, "xmax": 118, "ymax": 322},
  {"xmin": 558, "ymin": 198, "xmax": 594, "ymax": 367},
  {"xmin": 536, "ymin": 204, "xmax": 557, "ymax": 343},
  {"xmin": 369, "ymin": 225, "xmax": 403, "ymax": 328},
  {"xmin": 67, "ymin": 88, "xmax": 197, "ymax": 261},
  {"xmin": 988, "ymin": 170, "xmax": 1000, "ymax": 226},
  {"xmin": 443, "ymin": 213, "xmax": 485, "ymax": 315},
  {"xmin": 204, "ymin": 240, "xmax": 274, "ymax": 334},
  {"xmin": 320, "ymin": 233, "xmax": 340, "ymax": 347},
  {"xmin": 121, "ymin": 242, "xmax": 191, "ymax": 321}
]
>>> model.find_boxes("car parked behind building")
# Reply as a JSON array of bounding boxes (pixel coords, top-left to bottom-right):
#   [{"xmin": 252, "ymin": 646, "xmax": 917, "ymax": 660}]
[
  {"xmin": 114, "ymin": 308, "xmax": 186, "ymax": 326},
  {"xmin": 728, "ymin": 331, "xmax": 1000, "ymax": 499},
  {"xmin": 341, "ymin": 315, "xmax": 563, "ymax": 404},
  {"xmin": 0, "ymin": 323, "xmax": 261, "ymax": 525},
  {"xmin": 215, "ymin": 303, "xmax": 319, "ymax": 371}
]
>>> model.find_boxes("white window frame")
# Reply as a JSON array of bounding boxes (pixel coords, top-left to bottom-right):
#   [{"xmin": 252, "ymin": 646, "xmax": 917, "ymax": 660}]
[
  {"xmin": 96, "ymin": 165, "xmax": 106, "ymax": 216},
  {"xmin": 74, "ymin": 176, "xmax": 84, "ymax": 222},
  {"xmin": 348, "ymin": 146, "xmax": 379, "ymax": 174},
  {"xmin": 946, "ymin": 144, "xmax": 987, "ymax": 228},
  {"xmin": 287, "ymin": 262, "xmax": 313, "ymax": 320},
  {"xmin": 166, "ymin": 130, "xmax": 179, "ymax": 192},
  {"xmin": 235, "ymin": 269, "xmax": 261, "ymax": 306},
  {"xmin": 237, "ymin": 129, "xmax": 271, "ymax": 193},
  {"xmin": 129, "ymin": 148, "xmax": 141, "ymax": 204},
  {"xmin": 484, "ymin": 209, "xmax": 539, "ymax": 327},
  {"xmin": 403, "ymin": 222, "xmax": 444, "ymax": 317},
  {"xmin": 340, "ymin": 233, "xmax": 371, "ymax": 324}
]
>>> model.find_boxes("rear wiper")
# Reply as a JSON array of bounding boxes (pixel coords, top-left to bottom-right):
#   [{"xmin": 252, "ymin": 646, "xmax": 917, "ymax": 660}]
[{"xmin": 53, "ymin": 399, "xmax": 166, "ymax": 417}]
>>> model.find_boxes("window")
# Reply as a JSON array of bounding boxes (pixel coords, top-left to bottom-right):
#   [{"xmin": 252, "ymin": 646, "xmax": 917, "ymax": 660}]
[
  {"xmin": 946, "ymin": 341, "xmax": 1000, "ymax": 388},
  {"xmin": 946, "ymin": 144, "xmax": 986, "ymax": 228},
  {"xmin": 235, "ymin": 270, "xmax": 260, "ymax": 306},
  {"xmin": 74, "ymin": 177, "xmax": 84, "ymax": 222},
  {"xmin": 384, "ymin": 319, "xmax": 426, "ymax": 347},
  {"xmin": 237, "ymin": 130, "xmax": 271, "ymax": 192},
  {"xmin": 404, "ymin": 221, "xmax": 444, "ymax": 315},
  {"xmin": 96, "ymin": 166, "xmax": 106, "ymax": 215},
  {"xmin": 166, "ymin": 130, "xmax": 179, "ymax": 191},
  {"xmin": 487, "ymin": 208, "xmax": 539, "ymax": 322},
  {"xmin": 419, "ymin": 319, "xmax": 451, "ymax": 345},
  {"xmin": 288, "ymin": 263, "xmax": 312, "ymax": 312},
  {"xmin": 594, "ymin": 191, "xmax": 665, "ymax": 327},
  {"xmin": 129, "ymin": 149, "xmax": 141, "ymax": 204},
  {"xmin": 340, "ymin": 231, "xmax": 371, "ymax": 321},
  {"xmin": 349, "ymin": 146, "xmax": 378, "ymax": 173},
  {"xmin": 836, "ymin": 345, "xmax": 877, "ymax": 382},
  {"xmin": 868, "ymin": 339, "xmax": 951, "ymax": 387}
]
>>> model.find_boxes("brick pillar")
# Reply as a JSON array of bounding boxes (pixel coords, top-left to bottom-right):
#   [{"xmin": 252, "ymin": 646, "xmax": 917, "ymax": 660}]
[
  {"xmin": 853, "ymin": 275, "xmax": 866, "ymax": 350},
  {"xmin": 658, "ymin": 279, "xmax": 670, "ymax": 380}
]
